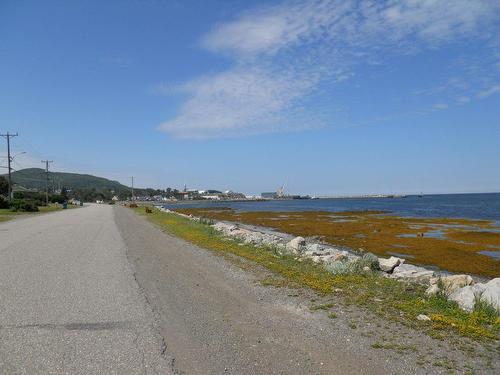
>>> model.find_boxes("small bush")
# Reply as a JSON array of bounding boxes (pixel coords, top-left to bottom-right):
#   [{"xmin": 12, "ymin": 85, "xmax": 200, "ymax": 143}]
[
  {"xmin": 0, "ymin": 196, "xmax": 9, "ymax": 209},
  {"xmin": 473, "ymin": 297, "xmax": 500, "ymax": 320},
  {"xmin": 10, "ymin": 199, "xmax": 39, "ymax": 212},
  {"xmin": 50, "ymin": 194, "xmax": 66, "ymax": 204},
  {"xmin": 325, "ymin": 260, "xmax": 357, "ymax": 275},
  {"xmin": 129, "ymin": 203, "xmax": 138, "ymax": 208},
  {"xmin": 358, "ymin": 252, "xmax": 380, "ymax": 271},
  {"xmin": 145, "ymin": 207, "xmax": 152, "ymax": 213},
  {"xmin": 325, "ymin": 254, "xmax": 379, "ymax": 275},
  {"xmin": 199, "ymin": 217, "xmax": 214, "ymax": 225}
]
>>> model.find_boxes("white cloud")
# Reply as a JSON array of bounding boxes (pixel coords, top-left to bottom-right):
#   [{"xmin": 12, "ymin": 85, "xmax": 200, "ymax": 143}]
[
  {"xmin": 159, "ymin": 0, "xmax": 499, "ymax": 139},
  {"xmin": 457, "ymin": 96, "xmax": 470, "ymax": 104},
  {"xmin": 433, "ymin": 103, "xmax": 448, "ymax": 110},
  {"xmin": 477, "ymin": 84, "xmax": 500, "ymax": 98},
  {"xmin": 159, "ymin": 68, "xmax": 321, "ymax": 138}
]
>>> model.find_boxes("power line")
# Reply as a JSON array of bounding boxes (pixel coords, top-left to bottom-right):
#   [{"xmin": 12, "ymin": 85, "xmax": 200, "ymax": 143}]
[
  {"xmin": 0, "ymin": 132, "xmax": 19, "ymax": 201},
  {"xmin": 41, "ymin": 160, "xmax": 53, "ymax": 205}
]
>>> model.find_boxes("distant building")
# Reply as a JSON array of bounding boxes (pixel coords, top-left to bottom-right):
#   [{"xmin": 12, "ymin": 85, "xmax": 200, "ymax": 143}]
[{"xmin": 261, "ymin": 192, "xmax": 277, "ymax": 199}]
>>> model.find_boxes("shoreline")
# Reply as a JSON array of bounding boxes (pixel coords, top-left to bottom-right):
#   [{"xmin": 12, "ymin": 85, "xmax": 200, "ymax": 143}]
[
  {"xmin": 161, "ymin": 206, "xmax": 499, "ymax": 315},
  {"xmin": 168, "ymin": 206, "xmax": 500, "ymax": 279},
  {"xmin": 132, "ymin": 205, "xmax": 499, "ymax": 345},
  {"xmin": 215, "ymin": 218, "xmax": 493, "ymax": 282}
]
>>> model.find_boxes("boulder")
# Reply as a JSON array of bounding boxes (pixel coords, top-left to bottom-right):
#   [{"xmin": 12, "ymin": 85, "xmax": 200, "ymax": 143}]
[
  {"xmin": 448, "ymin": 284, "xmax": 486, "ymax": 312},
  {"xmin": 391, "ymin": 264, "xmax": 434, "ymax": 283},
  {"xmin": 378, "ymin": 256, "xmax": 404, "ymax": 272},
  {"xmin": 480, "ymin": 278, "xmax": 500, "ymax": 310},
  {"xmin": 243, "ymin": 232, "xmax": 265, "ymax": 244},
  {"xmin": 417, "ymin": 314, "xmax": 431, "ymax": 321},
  {"xmin": 425, "ymin": 284, "xmax": 440, "ymax": 296},
  {"xmin": 441, "ymin": 274, "xmax": 474, "ymax": 294},
  {"xmin": 305, "ymin": 243, "xmax": 323, "ymax": 253},
  {"xmin": 310, "ymin": 255, "xmax": 333, "ymax": 264},
  {"xmin": 332, "ymin": 251, "xmax": 349, "ymax": 262},
  {"xmin": 286, "ymin": 236, "xmax": 306, "ymax": 254}
]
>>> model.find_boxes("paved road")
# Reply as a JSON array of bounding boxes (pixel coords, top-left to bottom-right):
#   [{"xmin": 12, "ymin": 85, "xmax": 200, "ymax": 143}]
[
  {"xmin": 0, "ymin": 205, "xmax": 170, "ymax": 374},
  {"xmin": 0, "ymin": 204, "xmax": 435, "ymax": 374}
]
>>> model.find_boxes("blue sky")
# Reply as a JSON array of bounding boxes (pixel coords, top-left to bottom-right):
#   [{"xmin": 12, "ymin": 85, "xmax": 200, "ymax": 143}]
[{"xmin": 1, "ymin": 0, "xmax": 499, "ymax": 195}]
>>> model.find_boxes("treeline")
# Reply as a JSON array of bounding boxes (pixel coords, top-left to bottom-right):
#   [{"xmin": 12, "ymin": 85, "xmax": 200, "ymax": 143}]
[
  {"xmin": 0, "ymin": 174, "xmax": 192, "ymax": 211},
  {"xmin": 0, "ymin": 176, "xmax": 68, "ymax": 211}
]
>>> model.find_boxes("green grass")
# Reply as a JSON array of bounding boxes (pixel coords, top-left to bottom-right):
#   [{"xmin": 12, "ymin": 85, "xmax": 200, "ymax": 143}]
[
  {"xmin": 371, "ymin": 341, "xmax": 418, "ymax": 353},
  {"xmin": 0, "ymin": 203, "xmax": 78, "ymax": 221},
  {"xmin": 310, "ymin": 303, "xmax": 334, "ymax": 311},
  {"xmin": 134, "ymin": 207, "xmax": 500, "ymax": 340}
]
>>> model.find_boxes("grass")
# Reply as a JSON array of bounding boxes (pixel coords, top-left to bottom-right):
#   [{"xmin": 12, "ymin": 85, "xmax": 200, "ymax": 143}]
[
  {"xmin": 371, "ymin": 341, "xmax": 418, "ymax": 353},
  {"xmin": 0, "ymin": 203, "xmax": 78, "ymax": 222},
  {"xmin": 133, "ymin": 207, "xmax": 500, "ymax": 340},
  {"xmin": 310, "ymin": 303, "xmax": 334, "ymax": 311}
]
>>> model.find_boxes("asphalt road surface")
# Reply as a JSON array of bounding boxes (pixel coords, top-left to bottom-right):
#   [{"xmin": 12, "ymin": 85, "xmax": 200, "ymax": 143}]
[
  {"xmin": 1, "ymin": 204, "xmax": 439, "ymax": 374},
  {"xmin": 0, "ymin": 205, "xmax": 170, "ymax": 374}
]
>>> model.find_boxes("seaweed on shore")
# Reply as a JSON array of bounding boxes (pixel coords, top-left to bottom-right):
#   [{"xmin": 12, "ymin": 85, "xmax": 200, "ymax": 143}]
[{"xmin": 174, "ymin": 208, "xmax": 500, "ymax": 278}]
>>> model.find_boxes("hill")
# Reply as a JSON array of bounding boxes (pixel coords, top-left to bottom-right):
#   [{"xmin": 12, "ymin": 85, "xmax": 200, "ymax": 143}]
[{"xmin": 6, "ymin": 168, "xmax": 130, "ymax": 192}]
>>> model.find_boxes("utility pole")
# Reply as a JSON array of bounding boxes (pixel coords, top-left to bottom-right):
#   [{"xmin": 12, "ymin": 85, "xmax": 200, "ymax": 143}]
[
  {"xmin": 41, "ymin": 160, "xmax": 53, "ymax": 205},
  {"xmin": 130, "ymin": 176, "xmax": 135, "ymax": 201},
  {"xmin": 1, "ymin": 132, "xmax": 18, "ymax": 202}
]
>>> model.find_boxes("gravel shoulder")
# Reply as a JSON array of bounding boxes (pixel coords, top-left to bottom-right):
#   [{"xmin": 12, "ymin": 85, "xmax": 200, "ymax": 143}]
[{"xmin": 115, "ymin": 206, "xmax": 499, "ymax": 374}]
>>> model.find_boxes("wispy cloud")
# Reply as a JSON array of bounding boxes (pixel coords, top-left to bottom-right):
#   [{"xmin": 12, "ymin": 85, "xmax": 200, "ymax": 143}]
[
  {"xmin": 159, "ymin": 0, "xmax": 499, "ymax": 139},
  {"xmin": 477, "ymin": 84, "xmax": 500, "ymax": 98},
  {"xmin": 433, "ymin": 103, "xmax": 448, "ymax": 110}
]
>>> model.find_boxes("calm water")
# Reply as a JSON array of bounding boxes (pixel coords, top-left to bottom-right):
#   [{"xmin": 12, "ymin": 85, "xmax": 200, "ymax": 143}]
[{"xmin": 164, "ymin": 193, "xmax": 500, "ymax": 222}]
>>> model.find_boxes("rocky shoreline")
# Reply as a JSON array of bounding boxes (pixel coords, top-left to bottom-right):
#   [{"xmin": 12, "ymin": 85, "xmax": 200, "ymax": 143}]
[{"xmin": 160, "ymin": 207, "xmax": 500, "ymax": 314}]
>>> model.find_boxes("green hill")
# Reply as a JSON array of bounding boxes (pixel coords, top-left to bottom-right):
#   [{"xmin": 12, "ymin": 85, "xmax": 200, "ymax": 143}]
[{"xmin": 6, "ymin": 168, "xmax": 130, "ymax": 192}]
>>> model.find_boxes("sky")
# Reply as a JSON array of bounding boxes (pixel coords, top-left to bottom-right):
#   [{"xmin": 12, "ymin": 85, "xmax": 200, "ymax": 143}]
[{"xmin": 1, "ymin": 0, "xmax": 499, "ymax": 196}]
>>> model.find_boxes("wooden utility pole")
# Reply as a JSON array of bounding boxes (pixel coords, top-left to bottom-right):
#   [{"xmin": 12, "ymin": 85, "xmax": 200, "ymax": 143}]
[
  {"xmin": 41, "ymin": 160, "xmax": 53, "ymax": 205},
  {"xmin": 130, "ymin": 176, "xmax": 135, "ymax": 201},
  {"xmin": 1, "ymin": 132, "xmax": 18, "ymax": 202}
]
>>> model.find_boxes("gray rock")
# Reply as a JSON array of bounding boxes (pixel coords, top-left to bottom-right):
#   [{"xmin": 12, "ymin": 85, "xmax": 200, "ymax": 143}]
[
  {"xmin": 378, "ymin": 256, "xmax": 404, "ymax": 272},
  {"xmin": 448, "ymin": 284, "xmax": 485, "ymax": 312},
  {"xmin": 332, "ymin": 251, "xmax": 348, "ymax": 262},
  {"xmin": 440, "ymin": 274, "xmax": 474, "ymax": 294},
  {"xmin": 425, "ymin": 284, "xmax": 440, "ymax": 296},
  {"xmin": 310, "ymin": 255, "xmax": 328, "ymax": 264},
  {"xmin": 480, "ymin": 277, "xmax": 500, "ymax": 310},
  {"xmin": 391, "ymin": 264, "xmax": 434, "ymax": 283},
  {"xmin": 417, "ymin": 314, "xmax": 431, "ymax": 321},
  {"xmin": 286, "ymin": 236, "xmax": 306, "ymax": 254},
  {"xmin": 305, "ymin": 243, "xmax": 323, "ymax": 253}
]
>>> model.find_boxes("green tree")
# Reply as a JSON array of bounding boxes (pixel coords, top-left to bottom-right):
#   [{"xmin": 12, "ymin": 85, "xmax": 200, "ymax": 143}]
[{"xmin": 0, "ymin": 176, "xmax": 8, "ymax": 197}]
